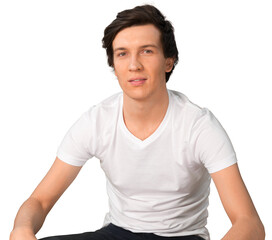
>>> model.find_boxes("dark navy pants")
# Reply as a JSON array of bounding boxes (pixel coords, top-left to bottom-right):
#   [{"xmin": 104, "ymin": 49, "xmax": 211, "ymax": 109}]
[{"xmin": 39, "ymin": 223, "xmax": 204, "ymax": 240}]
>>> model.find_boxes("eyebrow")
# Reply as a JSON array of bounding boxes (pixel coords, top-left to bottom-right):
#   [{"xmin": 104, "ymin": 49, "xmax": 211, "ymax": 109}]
[{"xmin": 113, "ymin": 44, "xmax": 159, "ymax": 52}]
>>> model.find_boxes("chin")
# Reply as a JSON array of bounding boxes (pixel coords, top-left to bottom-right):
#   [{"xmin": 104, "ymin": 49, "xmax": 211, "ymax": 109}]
[{"xmin": 124, "ymin": 90, "xmax": 150, "ymax": 101}]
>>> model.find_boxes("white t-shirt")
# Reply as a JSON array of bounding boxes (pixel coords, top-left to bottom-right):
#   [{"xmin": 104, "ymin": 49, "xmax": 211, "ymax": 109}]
[{"xmin": 57, "ymin": 90, "xmax": 237, "ymax": 240}]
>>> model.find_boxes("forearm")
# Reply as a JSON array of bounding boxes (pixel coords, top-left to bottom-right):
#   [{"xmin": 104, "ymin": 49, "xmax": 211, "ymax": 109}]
[
  {"xmin": 222, "ymin": 217, "xmax": 265, "ymax": 240},
  {"xmin": 11, "ymin": 197, "xmax": 47, "ymax": 235}
]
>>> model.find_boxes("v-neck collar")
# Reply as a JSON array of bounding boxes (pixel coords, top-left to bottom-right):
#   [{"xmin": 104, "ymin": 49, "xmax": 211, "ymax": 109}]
[{"xmin": 119, "ymin": 90, "xmax": 172, "ymax": 146}]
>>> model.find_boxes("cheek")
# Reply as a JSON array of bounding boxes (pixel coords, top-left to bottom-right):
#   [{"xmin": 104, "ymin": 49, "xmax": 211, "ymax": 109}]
[
  {"xmin": 151, "ymin": 60, "xmax": 167, "ymax": 77},
  {"xmin": 114, "ymin": 67, "xmax": 127, "ymax": 86},
  {"xmin": 114, "ymin": 60, "xmax": 126, "ymax": 76},
  {"xmin": 114, "ymin": 65, "xmax": 122, "ymax": 78}
]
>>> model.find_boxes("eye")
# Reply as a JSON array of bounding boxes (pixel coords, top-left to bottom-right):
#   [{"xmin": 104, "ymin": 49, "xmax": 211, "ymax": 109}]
[
  {"xmin": 143, "ymin": 49, "xmax": 153, "ymax": 54},
  {"xmin": 117, "ymin": 52, "xmax": 126, "ymax": 57}
]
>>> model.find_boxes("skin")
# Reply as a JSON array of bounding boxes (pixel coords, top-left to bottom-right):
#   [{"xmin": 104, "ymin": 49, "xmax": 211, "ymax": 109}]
[
  {"xmin": 10, "ymin": 158, "xmax": 82, "ymax": 240},
  {"xmin": 10, "ymin": 24, "xmax": 265, "ymax": 240},
  {"xmin": 112, "ymin": 24, "xmax": 174, "ymax": 140},
  {"xmin": 211, "ymin": 165, "xmax": 265, "ymax": 239}
]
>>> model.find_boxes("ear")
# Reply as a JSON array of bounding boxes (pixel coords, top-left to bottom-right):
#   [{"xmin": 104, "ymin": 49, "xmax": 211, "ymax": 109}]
[
  {"xmin": 165, "ymin": 58, "xmax": 175, "ymax": 72},
  {"xmin": 113, "ymin": 65, "xmax": 117, "ymax": 77}
]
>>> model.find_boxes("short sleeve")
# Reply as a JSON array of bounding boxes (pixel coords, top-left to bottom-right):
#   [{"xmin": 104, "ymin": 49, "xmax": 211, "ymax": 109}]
[
  {"xmin": 190, "ymin": 108, "xmax": 237, "ymax": 173},
  {"xmin": 57, "ymin": 109, "xmax": 95, "ymax": 166}
]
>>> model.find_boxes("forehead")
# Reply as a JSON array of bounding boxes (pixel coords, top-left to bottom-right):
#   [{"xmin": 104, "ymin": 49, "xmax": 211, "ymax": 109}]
[{"xmin": 112, "ymin": 24, "xmax": 162, "ymax": 49}]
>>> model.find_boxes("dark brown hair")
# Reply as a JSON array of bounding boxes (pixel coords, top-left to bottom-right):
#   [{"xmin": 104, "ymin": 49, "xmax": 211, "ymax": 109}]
[{"xmin": 102, "ymin": 4, "xmax": 179, "ymax": 82}]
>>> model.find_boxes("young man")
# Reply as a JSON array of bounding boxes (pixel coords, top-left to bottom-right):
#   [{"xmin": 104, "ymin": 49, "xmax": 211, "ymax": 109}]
[{"xmin": 10, "ymin": 5, "xmax": 265, "ymax": 240}]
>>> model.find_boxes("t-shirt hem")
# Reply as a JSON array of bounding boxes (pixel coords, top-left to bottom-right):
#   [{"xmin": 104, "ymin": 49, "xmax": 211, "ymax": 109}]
[
  {"xmin": 57, "ymin": 151, "xmax": 87, "ymax": 167},
  {"xmin": 207, "ymin": 154, "xmax": 237, "ymax": 174}
]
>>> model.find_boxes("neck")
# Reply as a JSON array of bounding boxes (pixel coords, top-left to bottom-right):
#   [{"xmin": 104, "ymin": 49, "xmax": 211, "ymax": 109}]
[{"xmin": 123, "ymin": 88, "xmax": 169, "ymax": 126}]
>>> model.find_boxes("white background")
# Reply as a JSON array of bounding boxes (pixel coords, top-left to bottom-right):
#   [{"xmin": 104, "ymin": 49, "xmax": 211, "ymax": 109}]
[{"xmin": 1, "ymin": 0, "xmax": 271, "ymax": 239}]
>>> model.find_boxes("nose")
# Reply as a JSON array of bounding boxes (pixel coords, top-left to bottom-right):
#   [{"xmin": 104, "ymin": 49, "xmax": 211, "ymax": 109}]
[{"xmin": 129, "ymin": 55, "xmax": 143, "ymax": 71}]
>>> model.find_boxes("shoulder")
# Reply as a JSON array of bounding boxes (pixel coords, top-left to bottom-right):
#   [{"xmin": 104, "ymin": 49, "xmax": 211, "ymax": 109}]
[
  {"xmin": 168, "ymin": 89, "xmax": 209, "ymax": 123},
  {"xmin": 85, "ymin": 92, "xmax": 122, "ymax": 119},
  {"xmin": 168, "ymin": 89, "xmax": 223, "ymax": 143}
]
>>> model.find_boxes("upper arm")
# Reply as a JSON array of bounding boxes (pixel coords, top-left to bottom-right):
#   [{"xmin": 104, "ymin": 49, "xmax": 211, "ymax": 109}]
[
  {"xmin": 30, "ymin": 157, "xmax": 82, "ymax": 214},
  {"xmin": 211, "ymin": 163, "xmax": 259, "ymax": 223}
]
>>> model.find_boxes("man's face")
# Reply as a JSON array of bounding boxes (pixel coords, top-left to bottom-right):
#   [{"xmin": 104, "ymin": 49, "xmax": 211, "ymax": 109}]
[{"xmin": 112, "ymin": 24, "xmax": 174, "ymax": 102}]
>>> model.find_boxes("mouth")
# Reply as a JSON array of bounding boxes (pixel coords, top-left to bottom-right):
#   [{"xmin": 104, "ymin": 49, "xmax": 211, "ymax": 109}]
[
  {"xmin": 128, "ymin": 78, "xmax": 147, "ymax": 86},
  {"xmin": 128, "ymin": 77, "xmax": 147, "ymax": 82}
]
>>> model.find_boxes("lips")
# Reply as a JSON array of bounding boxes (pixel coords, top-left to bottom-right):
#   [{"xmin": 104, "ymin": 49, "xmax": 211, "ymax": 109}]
[
  {"xmin": 128, "ymin": 77, "xmax": 147, "ymax": 82},
  {"xmin": 128, "ymin": 77, "xmax": 147, "ymax": 86}
]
